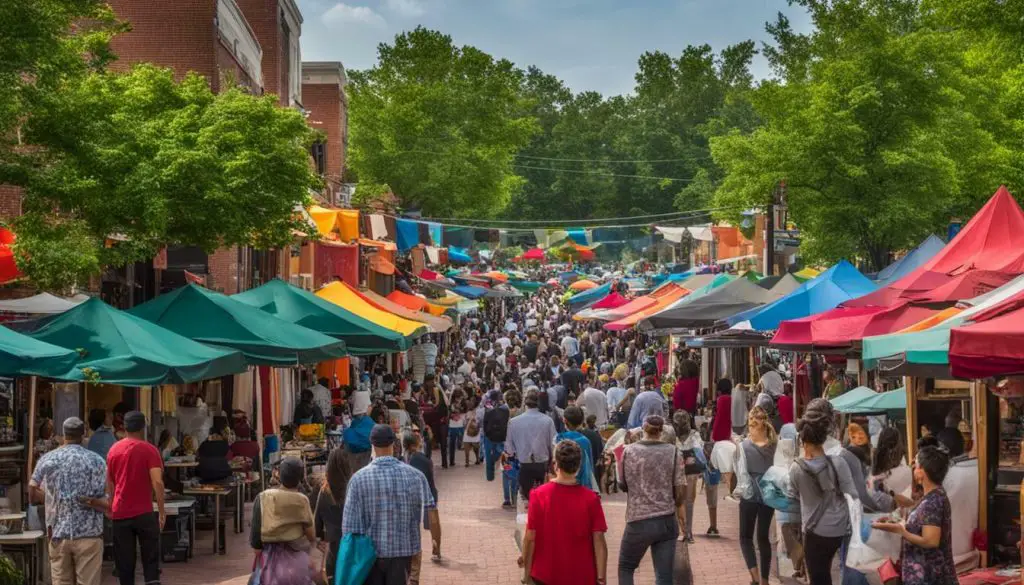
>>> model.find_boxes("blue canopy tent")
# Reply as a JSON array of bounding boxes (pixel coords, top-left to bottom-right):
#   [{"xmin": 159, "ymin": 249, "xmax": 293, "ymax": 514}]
[
  {"xmin": 448, "ymin": 246, "xmax": 472, "ymax": 264},
  {"xmin": 725, "ymin": 260, "xmax": 877, "ymax": 330},
  {"xmin": 451, "ymin": 285, "xmax": 488, "ymax": 300},
  {"xmin": 567, "ymin": 282, "xmax": 612, "ymax": 311},
  {"xmin": 875, "ymin": 235, "xmax": 946, "ymax": 285}
]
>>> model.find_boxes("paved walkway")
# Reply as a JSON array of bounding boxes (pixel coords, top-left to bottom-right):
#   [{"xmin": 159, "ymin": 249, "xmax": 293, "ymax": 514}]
[{"xmin": 100, "ymin": 454, "xmax": 801, "ymax": 585}]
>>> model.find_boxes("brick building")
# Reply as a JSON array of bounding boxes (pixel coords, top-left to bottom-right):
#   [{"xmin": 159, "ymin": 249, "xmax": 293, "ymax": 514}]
[
  {"xmin": 234, "ymin": 0, "xmax": 303, "ymax": 107},
  {"xmin": 302, "ymin": 62, "xmax": 348, "ymax": 206},
  {"xmin": 104, "ymin": 0, "xmax": 293, "ymax": 297}
]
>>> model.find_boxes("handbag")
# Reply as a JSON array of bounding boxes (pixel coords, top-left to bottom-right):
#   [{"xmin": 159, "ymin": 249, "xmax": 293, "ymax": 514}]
[
  {"xmin": 334, "ymin": 533, "xmax": 377, "ymax": 585},
  {"xmin": 878, "ymin": 558, "xmax": 901, "ymax": 585}
]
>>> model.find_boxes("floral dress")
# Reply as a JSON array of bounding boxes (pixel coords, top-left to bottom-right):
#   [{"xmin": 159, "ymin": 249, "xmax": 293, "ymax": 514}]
[{"xmin": 900, "ymin": 487, "xmax": 957, "ymax": 585}]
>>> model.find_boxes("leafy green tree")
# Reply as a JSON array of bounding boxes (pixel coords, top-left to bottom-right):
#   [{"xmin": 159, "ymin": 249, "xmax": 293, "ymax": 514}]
[
  {"xmin": 18, "ymin": 65, "xmax": 317, "ymax": 291},
  {"xmin": 712, "ymin": 1, "xmax": 1012, "ymax": 270},
  {"xmin": 347, "ymin": 28, "xmax": 537, "ymax": 218},
  {"xmin": 0, "ymin": 0, "xmax": 124, "ymax": 185}
]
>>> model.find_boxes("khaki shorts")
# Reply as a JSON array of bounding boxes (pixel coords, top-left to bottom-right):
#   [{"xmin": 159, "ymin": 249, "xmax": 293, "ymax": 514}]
[{"xmin": 49, "ymin": 537, "xmax": 103, "ymax": 585}]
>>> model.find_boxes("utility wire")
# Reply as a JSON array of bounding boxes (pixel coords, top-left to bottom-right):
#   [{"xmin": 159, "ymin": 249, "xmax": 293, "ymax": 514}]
[
  {"xmin": 511, "ymin": 164, "xmax": 697, "ymax": 182},
  {"xmin": 380, "ymin": 211, "xmax": 724, "ymax": 232},
  {"xmin": 515, "ymin": 153, "xmax": 692, "ymax": 164},
  {"xmin": 415, "ymin": 206, "xmax": 741, "ymax": 225}
]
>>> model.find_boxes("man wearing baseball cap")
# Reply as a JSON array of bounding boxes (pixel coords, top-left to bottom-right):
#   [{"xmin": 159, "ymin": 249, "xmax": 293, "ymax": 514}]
[
  {"xmin": 342, "ymin": 423, "xmax": 440, "ymax": 585},
  {"xmin": 106, "ymin": 411, "xmax": 165, "ymax": 585},
  {"xmin": 30, "ymin": 417, "xmax": 107, "ymax": 585}
]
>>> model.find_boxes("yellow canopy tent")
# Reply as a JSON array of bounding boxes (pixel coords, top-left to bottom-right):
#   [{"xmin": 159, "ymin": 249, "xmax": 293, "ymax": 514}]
[{"xmin": 316, "ymin": 281, "xmax": 427, "ymax": 338}]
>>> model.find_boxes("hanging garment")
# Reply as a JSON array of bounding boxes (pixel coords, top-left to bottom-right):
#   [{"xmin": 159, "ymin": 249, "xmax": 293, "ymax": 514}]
[{"xmin": 368, "ymin": 215, "xmax": 388, "ymax": 240}]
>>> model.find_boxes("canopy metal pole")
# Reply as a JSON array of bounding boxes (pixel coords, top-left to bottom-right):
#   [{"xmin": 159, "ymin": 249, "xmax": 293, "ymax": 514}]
[
  {"xmin": 254, "ymin": 368, "xmax": 265, "ymax": 494},
  {"xmin": 26, "ymin": 377, "xmax": 37, "ymax": 483}
]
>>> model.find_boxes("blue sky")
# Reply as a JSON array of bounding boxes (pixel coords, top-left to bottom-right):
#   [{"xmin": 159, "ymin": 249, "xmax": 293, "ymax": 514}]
[{"xmin": 297, "ymin": 0, "xmax": 813, "ymax": 96}]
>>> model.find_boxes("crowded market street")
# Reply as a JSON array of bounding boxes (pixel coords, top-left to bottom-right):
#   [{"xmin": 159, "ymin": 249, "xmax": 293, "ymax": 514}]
[{"xmin": 101, "ymin": 460, "xmax": 770, "ymax": 585}]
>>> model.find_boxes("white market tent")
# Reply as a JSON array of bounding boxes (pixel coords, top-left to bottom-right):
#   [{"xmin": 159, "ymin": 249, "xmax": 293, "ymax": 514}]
[{"xmin": 0, "ymin": 293, "xmax": 88, "ymax": 314}]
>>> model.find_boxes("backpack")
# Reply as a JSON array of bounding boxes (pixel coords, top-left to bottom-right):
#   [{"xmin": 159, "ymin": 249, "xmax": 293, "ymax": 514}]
[
  {"xmin": 796, "ymin": 456, "xmax": 844, "ymax": 535},
  {"xmin": 465, "ymin": 416, "xmax": 480, "ymax": 438},
  {"xmin": 483, "ymin": 407, "xmax": 509, "ymax": 443}
]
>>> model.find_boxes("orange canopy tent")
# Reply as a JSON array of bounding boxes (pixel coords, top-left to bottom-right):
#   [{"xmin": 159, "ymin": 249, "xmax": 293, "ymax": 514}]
[
  {"xmin": 387, "ymin": 290, "xmax": 448, "ymax": 317},
  {"xmin": 569, "ymin": 279, "xmax": 599, "ymax": 291},
  {"xmin": 605, "ymin": 284, "xmax": 690, "ymax": 331}
]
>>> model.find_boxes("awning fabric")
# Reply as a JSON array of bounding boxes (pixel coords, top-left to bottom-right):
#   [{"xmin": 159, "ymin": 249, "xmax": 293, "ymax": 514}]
[
  {"xmin": 726, "ymin": 260, "xmax": 877, "ymax": 330},
  {"xmin": 590, "ymin": 292, "xmax": 630, "ymax": 310},
  {"xmin": 569, "ymin": 279, "xmax": 598, "ymax": 291},
  {"xmin": 521, "ymin": 248, "xmax": 545, "ymax": 261},
  {"xmin": 28, "ymin": 298, "xmax": 246, "ymax": 385},
  {"xmin": 568, "ymin": 282, "xmax": 613, "ymax": 311},
  {"xmin": 848, "ymin": 186, "xmax": 1024, "ymax": 307},
  {"xmin": 828, "ymin": 386, "xmax": 878, "ymax": 411},
  {"xmin": 949, "ymin": 295, "xmax": 1024, "ymax": 378},
  {"xmin": 0, "ymin": 325, "xmax": 78, "ymax": 378},
  {"xmin": 861, "ymin": 274, "xmax": 1024, "ymax": 370},
  {"xmin": 316, "ymin": 281, "xmax": 427, "ymax": 338},
  {"xmin": 0, "ymin": 227, "xmax": 21, "ymax": 285},
  {"xmin": 129, "ymin": 284, "xmax": 348, "ymax": 366},
  {"xmin": 234, "ymin": 279, "xmax": 412, "ymax": 355},
  {"xmin": 359, "ymin": 289, "xmax": 452, "ymax": 333},
  {"xmin": 875, "ymin": 234, "xmax": 945, "ymax": 285},
  {"xmin": 396, "ymin": 219, "xmax": 420, "ymax": 252},
  {"xmin": 0, "ymin": 293, "xmax": 86, "ymax": 314},
  {"xmin": 771, "ymin": 302, "xmax": 939, "ymax": 350},
  {"xmin": 603, "ymin": 284, "xmax": 691, "ymax": 331},
  {"xmin": 640, "ymin": 276, "xmax": 785, "ymax": 330}
]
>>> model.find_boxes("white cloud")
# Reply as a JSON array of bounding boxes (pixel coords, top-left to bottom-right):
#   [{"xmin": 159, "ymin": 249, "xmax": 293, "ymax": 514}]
[
  {"xmin": 384, "ymin": 0, "xmax": 426, "ymax": 18},
  {"xmin": 322, "ymin": 3, "xmax": 387, "ymax": 29}
]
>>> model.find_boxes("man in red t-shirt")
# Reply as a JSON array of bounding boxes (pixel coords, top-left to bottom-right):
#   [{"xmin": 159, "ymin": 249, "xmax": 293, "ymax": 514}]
[
  {"xmin": 521, "ymin": 440, "xmax": 608, "ymax": 585},
  {"xmin": 106, "ymin": 411, "xmax": 165, "ymax": 585}
]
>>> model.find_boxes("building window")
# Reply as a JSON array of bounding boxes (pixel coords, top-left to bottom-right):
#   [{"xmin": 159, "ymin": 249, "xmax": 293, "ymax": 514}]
[{"xmin": 311, "ymin": 142, "xmax": 326, "ymax": 176}]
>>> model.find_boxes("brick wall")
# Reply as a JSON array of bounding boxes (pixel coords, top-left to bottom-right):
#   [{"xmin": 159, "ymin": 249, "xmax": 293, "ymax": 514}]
[
  {"xmin": 215, "ymin": 41, "xmax": 258, "ymax": 92},
  {"xmin": 302, "ymin": 83, "xmax": 345, "ymax": 196},
  {"xmin": 208, "ymin": 246, "xmax": 239, "ymax": 294},
  {"xmin": 0, "ymin": 186, "xmax": 23, "ymax": 221},
  {"xmin": 235, "ymin": 0, "xmax": 283, "ymax": 102},
  {"xmin": 108, "ymin": 0, "xmax": 218, "ymax": 86}
]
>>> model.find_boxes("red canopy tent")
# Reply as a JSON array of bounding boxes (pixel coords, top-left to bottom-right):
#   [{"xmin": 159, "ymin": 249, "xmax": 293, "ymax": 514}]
[
  {"xmin": 520, "ymin": 248, "xmax": 546, "ymax": 262},
  {"xmin": 589, "ymin": 292, "xmax": 630, "ymax": 310},
  {"xmin": 847, "ymin": 186, "xmax": 1024, "ymax": 308},
  {"xmin": 593, "ymin": 284, "xmax": 684, "ymax": 322},
  {"xmin": 949, "ymin": 292, "xmax": 1024, "ymax": 378},
  {"xmin": 772, "ymin": 302, "xmax": 940, "ymax": 349}
]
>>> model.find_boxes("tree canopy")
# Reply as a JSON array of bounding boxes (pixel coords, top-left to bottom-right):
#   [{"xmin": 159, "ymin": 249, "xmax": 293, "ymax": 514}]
[
  {"xmin": 16, "ymin": 65, "xmax": 317, "ymax": 290},
  {"xmin": 347, "ymin": 27, "xmax": 538, "ymax": 218},
  {"xmin": 710, "ymin": 0, "xmax": 1016, "ymax": 270}
]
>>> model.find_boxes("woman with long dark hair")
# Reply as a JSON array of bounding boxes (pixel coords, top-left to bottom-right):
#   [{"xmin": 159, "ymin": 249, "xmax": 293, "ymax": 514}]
[
  {"xmin": 315, "ymin": 448, "xmax": 352, "ymax": 584},
  {"xmin": 789, "ymin": 398, "xmax": 859, "ymax": 585}
]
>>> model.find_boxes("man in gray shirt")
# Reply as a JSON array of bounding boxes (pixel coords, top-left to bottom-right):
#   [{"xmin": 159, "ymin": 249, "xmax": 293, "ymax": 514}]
[{"xmin": 505, "ymin": 389, "xmax": 557, "ymax": 502}]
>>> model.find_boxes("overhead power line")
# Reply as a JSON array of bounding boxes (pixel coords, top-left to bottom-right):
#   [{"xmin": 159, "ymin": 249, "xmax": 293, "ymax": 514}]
[
  {"xmin": 512, "ymin": 164, "xmax": 696, "ymax": 182},
  {"xmin": 415, "ymin": 206, "xmax": 741, "ymax": 225},
  {"xmin": 381, "ymin": 211, "xmax": 725, "ymax": 233},
  {"xmin": 515, "ymin": 153, "xmax": 693, "ymax": 164}
]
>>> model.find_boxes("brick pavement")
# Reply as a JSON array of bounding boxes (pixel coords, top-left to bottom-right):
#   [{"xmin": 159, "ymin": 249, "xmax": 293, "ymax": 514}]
[{"xmin": 100, "ymin": 454, "xmax": 818, "ymax": 585}]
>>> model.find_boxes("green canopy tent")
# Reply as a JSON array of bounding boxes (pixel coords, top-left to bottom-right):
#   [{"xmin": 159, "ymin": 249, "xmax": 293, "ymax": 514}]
[
  {"xmin": 27, "ymin": 297, "xmax": 247, "ymax": 386},
  {"xmin": 0, "ymin": 326, "xmax": 78, "ymax": 378},
  {"xmin": 849, "ymin": 387, "xmax": 907, "ymax": 415},
  {"xmin": 828, "ymin": 386, "xmax": 878, "ymax": 412},
  {"xmin": 233, "ymin": 279, "xmax": 412, "ymax": 355},
  {"xmin": 129, "ymin": 284, "xmax": 348, "ymax": 366}
]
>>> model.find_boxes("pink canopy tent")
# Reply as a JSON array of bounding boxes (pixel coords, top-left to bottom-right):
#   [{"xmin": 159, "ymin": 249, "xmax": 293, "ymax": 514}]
[{"xmin": 772, "ymin": 302, "xmax": 940, "ymax": 349}]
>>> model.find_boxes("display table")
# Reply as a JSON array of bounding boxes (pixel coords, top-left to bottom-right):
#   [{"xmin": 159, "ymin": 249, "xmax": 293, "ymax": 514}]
[
  {"xmin": 161, "ymin": 498, "xmax": 197, "ymax": 559},
  {"xmin": 0, "ymin": 530, "xmax": 43, "ymax": 585},
  {"xmin": 182, "ymin": 486, "xmax": 233, "ymax": 555}
]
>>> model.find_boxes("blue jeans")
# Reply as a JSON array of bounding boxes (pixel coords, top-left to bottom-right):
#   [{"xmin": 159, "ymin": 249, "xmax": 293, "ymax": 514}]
[
  {"xmin": 840, "ymin": 535, "xmax": 870, "ymax": 585},
  {"xmin": 502, "ymin": 463, "xmax": 518, "ymax": 504},
  {"xmin": 483, "ymin": 438, "xmax": 503, "ymax": 482},
  {"xmin": 447, "ymin": 427, "xmax": 463, "ymax": 466}
]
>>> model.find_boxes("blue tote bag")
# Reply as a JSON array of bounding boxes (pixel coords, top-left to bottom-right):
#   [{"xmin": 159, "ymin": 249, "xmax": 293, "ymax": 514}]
[{"xmin": 335, "ymin": 534, "xmax": 377, "ymax": 585}]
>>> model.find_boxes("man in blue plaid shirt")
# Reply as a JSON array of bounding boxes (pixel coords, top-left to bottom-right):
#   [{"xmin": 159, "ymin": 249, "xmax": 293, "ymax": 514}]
[{"xmin": 343, "ymin": 424, "xmax": 440, "ymax": 585}]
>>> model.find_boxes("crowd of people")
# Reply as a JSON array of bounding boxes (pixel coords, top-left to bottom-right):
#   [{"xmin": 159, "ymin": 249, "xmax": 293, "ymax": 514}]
[{"xmin": 23, "ymin": 273, "xmax": 975, "ymax": 585}]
